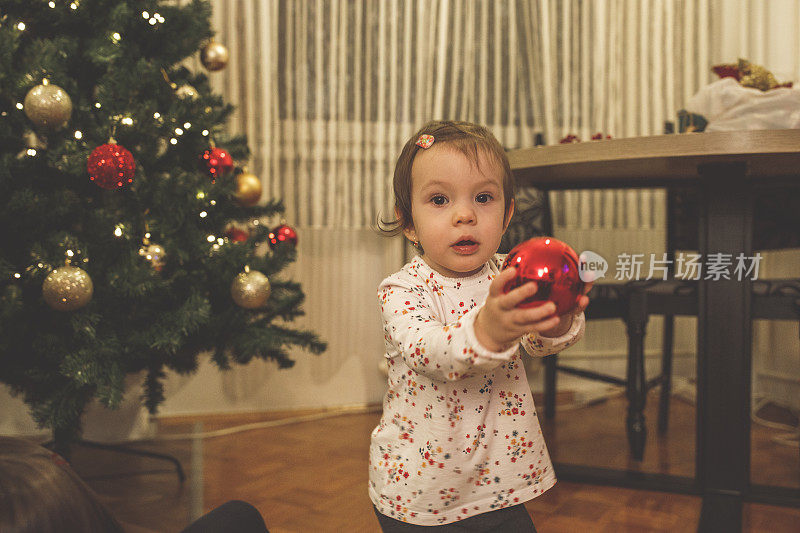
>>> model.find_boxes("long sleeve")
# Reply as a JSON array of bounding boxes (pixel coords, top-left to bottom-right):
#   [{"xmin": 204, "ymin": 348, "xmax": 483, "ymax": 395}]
[
  {"xmin": 520, "ymin": 311, "xmax": 585, "ymax": 357},
  {"xmin": 379, "ymin": 279, "xmax": 518, "ymax": 382},
  {"xmin": 370, "ymin": 256, "xmax": 561, "ymax": 525}
]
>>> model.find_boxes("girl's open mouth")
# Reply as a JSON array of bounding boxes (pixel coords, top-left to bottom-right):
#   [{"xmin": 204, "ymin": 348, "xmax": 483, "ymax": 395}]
[{"xmin": 452, "ymin": 239, "xmax": 479, "ymax": 254}]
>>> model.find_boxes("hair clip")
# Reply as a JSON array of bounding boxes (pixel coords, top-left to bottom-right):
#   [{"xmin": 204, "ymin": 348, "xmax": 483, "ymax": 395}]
[{"xmin": 415, "ymin": 134, "xmax": 434, "ymax": 149}]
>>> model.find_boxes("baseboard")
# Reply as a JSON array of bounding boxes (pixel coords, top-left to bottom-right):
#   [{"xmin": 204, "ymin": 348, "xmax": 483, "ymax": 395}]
[{"xmin": 557, "ymin": 349, "xmax": 696, "ymax": 360}]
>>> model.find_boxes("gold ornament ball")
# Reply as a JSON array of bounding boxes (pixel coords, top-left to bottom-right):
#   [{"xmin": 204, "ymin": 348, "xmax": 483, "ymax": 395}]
[
  {"xmin": 234, "ymin": 172, "xmax": 263, "ymax": 207},
  {"xmin": 42, "ymin": 266, "xmax": 93, "ymax": 311},
  {"xmin": 231, "ymin": 270, "xmax": 271, "ymax": 309},
  {"xmin": 176, "ymin": 84, "xmax": 199, "ymax": 100},
  {"xmin": 24, "ymin": 83, "xmax": 73, "ymax": 130},
  {"xmin": 200, "ymin": 41, "xmax": 229, "ymax": 71},
  {"xmin": 139, "ymin": 242, "xmax": 167, "ymax": 271}
]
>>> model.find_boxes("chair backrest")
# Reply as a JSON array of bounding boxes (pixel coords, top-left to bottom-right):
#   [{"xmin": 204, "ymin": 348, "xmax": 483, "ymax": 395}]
[
  {"xmin": 501, "ymin": 135, "xmax": 555, "ymax": 255},
  {"xmin": 668, "ymin": 187, "xmax": 800, "ymax": 253},
  {"xmin": 499, "ymin": 185, "xmax": 554, "ymax": 254}
]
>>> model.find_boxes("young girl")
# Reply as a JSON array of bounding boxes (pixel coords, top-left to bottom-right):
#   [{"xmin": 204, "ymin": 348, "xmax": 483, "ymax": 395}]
[{"xmin": 370, "ymin": 121, "xmax": 591, "ymax": 531}]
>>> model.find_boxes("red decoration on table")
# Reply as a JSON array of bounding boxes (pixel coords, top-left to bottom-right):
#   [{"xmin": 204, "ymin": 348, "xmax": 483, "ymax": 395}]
[
  {"xmin": 199, "ymin": 147, "xmax": 234, "ymax": 182},
  {"xmin": 501, "ymin": 237, "xmax": 584, "ymax": 315},
  {"xmin": 712, "ymin": 63, "xmax": 741, "ymax": 81},
  {"xmin": 268, "ymin": 224, "xmax": 298, "ymax": 248},
  {"xmin": 87, "ymin": 143, "xmax": 135, "ymax": 189}
]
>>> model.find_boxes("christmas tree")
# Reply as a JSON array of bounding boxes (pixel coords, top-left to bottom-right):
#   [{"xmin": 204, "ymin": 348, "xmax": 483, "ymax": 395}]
[{"xmin": 0, "ymin": 0, "xmax": 325, "ymax": 453}]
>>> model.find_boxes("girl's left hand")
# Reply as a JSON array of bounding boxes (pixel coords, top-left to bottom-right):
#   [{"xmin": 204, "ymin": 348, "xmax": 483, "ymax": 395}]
[{"xmin": 539, "ymin": 281, "xmax": 593, "ymax": 338}]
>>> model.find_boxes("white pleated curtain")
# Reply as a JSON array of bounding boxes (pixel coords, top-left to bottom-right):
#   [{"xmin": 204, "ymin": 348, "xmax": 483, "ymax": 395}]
[
  {"xmin": 208, "ymin": 0, "xmax": 711, "ymax": 231},
  {"xmin": 201, "ymin": 0, "xmax": 713, "ymax": 401}
]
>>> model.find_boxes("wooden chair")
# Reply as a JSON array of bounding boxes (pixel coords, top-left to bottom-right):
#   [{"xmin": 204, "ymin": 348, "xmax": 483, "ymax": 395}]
[{"xmin": 506, "ymin": 183, "xmax": 800, "ymax": 461}]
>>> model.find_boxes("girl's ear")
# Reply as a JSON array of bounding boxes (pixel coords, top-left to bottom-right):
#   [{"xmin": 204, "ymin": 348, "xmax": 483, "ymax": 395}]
[
  {"xmin": 396, "ymin": 207, "xmax": 417, "ymax": 243},
  {"xmin": 502, "ymin": 198, "xmax": 515, "ymax": 232},
  {"xmin": 403, "ymin": 226, "xmax": 417, "ymax": 244}
]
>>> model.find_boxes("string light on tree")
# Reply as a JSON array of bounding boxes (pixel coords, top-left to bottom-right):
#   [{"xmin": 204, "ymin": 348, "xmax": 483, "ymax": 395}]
[
  {"xmin": 138, "ymin": 232, "xmax": 166, "ymax": 271},
  {"xmin": 143, "ymin": 11, "xmax": 165, "ymax": 25}
]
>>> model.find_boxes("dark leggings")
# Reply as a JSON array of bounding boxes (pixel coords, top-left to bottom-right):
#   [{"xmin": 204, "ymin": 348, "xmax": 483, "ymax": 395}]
[
  {"xmin": 180, "ymin": 500, "xmax": 269, "ymax": 533},
  {"xmin": 373, "ymin": 504, "xmax": 537, "ymax": 532}
]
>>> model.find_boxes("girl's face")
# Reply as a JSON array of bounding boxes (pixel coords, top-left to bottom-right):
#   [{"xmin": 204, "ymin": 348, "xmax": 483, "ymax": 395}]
[{"xmin": 403, "ymin": 145, "xmax": 513, "ymax": 278}]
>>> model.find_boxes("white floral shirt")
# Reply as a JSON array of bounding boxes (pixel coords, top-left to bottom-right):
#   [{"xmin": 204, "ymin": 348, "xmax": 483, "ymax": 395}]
[{"xmin": 369, "ymin": 255, "xmax": 585, "ymax": 525}]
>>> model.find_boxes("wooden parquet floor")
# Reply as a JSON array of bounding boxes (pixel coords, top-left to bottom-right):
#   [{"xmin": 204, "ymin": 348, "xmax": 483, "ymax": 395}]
[{"xmin": 67, "ymin": 392, "xmax": 800, "ymax": 532}]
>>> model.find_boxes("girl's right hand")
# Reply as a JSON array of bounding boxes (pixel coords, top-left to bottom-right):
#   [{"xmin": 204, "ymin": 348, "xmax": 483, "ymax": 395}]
[{"xmin": 474, "ymin": 267, "xmax": 561, "ymax": 352}]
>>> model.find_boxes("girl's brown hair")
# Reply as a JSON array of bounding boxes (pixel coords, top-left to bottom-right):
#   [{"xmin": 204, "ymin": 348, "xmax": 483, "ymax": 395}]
[
  {"xmin": 0, "ymin": 436, "xmax": 124, "ymax": 533},
  {"xmin": 379, "ymin": 120, "xmax": 515, "ymax": 236}
]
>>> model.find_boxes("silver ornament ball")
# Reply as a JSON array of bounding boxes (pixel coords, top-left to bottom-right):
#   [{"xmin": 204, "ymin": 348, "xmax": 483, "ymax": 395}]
[
  {"xmin": 231, "ymin": 270, "xmax": 271, "ymax": 309},
  {"xmin": 42, "ymin": 266, "xmax": 93, "ymax": 311},
  {"xmin": 24, "ymin": 83, "xmax": 73, "ymax": 130}
]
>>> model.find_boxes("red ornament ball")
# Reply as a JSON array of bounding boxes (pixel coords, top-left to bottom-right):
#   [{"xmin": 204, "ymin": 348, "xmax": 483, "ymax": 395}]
[
  {"xmin": 225, "ymin": 227, "xmax": 249, "ymax": 243},
  {"xmin": 501, "ymin": 237, "xmax": 584, "ymax": 315},
  {"xmin": 87, "ymin": 143, "xmax": 135, "ymax": 189},
  {"xmin": 199, "ymin": 147, "xmax": 234, "ymax": 181},
  {"xmin": 268, "ymin": 224, "xmax": 298, "ymax": 248}
]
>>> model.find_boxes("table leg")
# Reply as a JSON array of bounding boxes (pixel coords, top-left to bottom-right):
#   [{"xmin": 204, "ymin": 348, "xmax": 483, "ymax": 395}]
[
  {"xmin": 625, "ymin": 289, "xmax": 648, "ymax": 461},
  {"xmin": 697, "ymin": 163, "xmax": 752, "ymax": 532}
]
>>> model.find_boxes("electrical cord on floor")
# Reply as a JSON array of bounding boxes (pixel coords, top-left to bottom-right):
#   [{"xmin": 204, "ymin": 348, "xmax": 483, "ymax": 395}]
[
  {"xmin": 751, "ymin": 395, "xmax": 800, "ymax": 449},
  {"xmin": 551, "ymin": 387, "xmax": 624, "ymax": 412},
  {"xmin": 133, "ymin": 404, "xmax": 383, "ymax": 442}
]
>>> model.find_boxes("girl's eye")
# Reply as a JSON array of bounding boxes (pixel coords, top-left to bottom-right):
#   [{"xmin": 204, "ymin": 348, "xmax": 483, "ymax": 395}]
[
  {"xmin": 476, "ymin": 193, "xmax": 492, "ymax": 203},
  {"xmin": 431, "ymin": 195, "xmax": 447, "ymax": 206}
]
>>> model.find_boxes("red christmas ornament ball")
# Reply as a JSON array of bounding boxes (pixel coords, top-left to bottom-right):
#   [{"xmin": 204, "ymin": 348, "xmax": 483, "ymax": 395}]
[
  {"xmin": 268, "ymin": 224, "xmax": 298, "ymax": 248},
  {"xmin": 501, "ymin": 237, "xmax": 584, "ymax": 315},
  {"xmin": 225, "ymin": 227, "xmax": 249, "ymax": 243},
  {"xmin": 87, "ymin": 143, "xmax": 136, "ymax": 189},
  {"xmin": 199, "ymin": 147, "xmax": 234, "ymax": 181}
]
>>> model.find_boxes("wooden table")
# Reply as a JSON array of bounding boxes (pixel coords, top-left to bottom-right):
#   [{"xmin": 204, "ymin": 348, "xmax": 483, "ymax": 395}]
[{"xmin": 508, "ymin": 130, "xmax": 800, "ymax": 532}]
